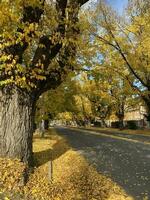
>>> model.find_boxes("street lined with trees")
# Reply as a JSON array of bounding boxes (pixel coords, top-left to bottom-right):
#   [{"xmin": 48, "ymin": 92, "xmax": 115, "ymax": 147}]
[{"xmin": 0, "ymin": 0, "xmax": 150, "ymax": 199}]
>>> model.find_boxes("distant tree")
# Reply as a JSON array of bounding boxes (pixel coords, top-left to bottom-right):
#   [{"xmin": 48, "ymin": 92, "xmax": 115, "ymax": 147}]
[
  {"xmin": 36, "ymin": 76, "xmax": 79, "ymax": 123},
  {"xmin": 36, "ymin": 75, "xmax": 93, "ymax": 126}
]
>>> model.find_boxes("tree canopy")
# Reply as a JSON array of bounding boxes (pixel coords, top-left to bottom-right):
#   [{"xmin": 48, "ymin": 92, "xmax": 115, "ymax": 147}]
[
  {"xmin": 81, "ymin": 0, "xmax": 150, "ymax": 121},
  {"xmin": 0, "ymin": 0, "xmax": 89, "ymax": 95}
]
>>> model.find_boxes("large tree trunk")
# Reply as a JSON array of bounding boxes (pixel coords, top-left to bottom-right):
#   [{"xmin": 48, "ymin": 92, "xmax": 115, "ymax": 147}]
[
  {"xmin": 0, "ymin": 87, "xmax": 36, "ymax": 166},
  {"xmin": 0, "ymin": 0, "xmax": 90, "ymax": 168}
]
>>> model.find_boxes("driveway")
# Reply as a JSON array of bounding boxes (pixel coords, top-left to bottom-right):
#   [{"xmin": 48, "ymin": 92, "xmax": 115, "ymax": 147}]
[{"xmin": 55, "ymin": 127, "xmax": 150, "ymax": 200}]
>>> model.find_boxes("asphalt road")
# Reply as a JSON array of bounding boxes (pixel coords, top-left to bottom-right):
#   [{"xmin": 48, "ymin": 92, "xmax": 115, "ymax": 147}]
[{"xmin": 55, "ymin": 127, "xmax": 150, "ymax": 200}]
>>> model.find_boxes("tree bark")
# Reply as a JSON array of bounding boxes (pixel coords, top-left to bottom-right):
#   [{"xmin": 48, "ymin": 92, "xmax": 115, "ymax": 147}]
[
  {"xmin": 0, "ymin": 87, "xmax": 36, "ymax": 166},
  {"xmin": 0, "ymin": 0, "xmax": 90, "ymax": 167},
  {"xmin": 116, "ymin": 113, "xmax": 124, "ymax": 129},
  {"xmin": 118, "ymin": 116, "xmax": 124, "ymax": 130}
]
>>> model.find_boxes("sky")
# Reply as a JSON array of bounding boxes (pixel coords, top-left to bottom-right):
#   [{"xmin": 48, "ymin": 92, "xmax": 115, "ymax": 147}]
[
  {"xmin": 107, "ymin": 0, "xmax": 128, "ymax": 14},
  {"xmin": 85, "ymin": 0, "xmax": 128, "ymax": 14}
]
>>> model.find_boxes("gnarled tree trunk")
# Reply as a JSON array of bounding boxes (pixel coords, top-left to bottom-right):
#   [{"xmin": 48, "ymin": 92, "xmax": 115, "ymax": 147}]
[
  {"xmin": 0, "ymin": 0, "xmax": 90, "ymax": 167},
  {"xmin": 0, "ymin": 87, "xmax": 36, "ymax": 166}
]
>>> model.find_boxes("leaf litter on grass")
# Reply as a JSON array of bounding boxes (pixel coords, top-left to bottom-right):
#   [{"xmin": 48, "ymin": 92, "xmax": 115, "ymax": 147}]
[{"xmin": 0, "ymin": 129, "xmax": 134, "ymax": 200}]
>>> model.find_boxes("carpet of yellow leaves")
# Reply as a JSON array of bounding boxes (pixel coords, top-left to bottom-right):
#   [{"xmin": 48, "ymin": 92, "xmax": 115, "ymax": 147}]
[{"xmin": 0, "ymin": 129, "xmax": 134, "ymax": 200}]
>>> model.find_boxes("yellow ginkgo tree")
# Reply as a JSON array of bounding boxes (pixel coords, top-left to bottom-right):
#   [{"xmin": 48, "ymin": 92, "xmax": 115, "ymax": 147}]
[
  {"xmin": 87, "ymin": 0, "xmax": 150, "ymax": 124},
  {"xmin": 0, "ymin": 0, "xmax": 89, "ymax": 166}
]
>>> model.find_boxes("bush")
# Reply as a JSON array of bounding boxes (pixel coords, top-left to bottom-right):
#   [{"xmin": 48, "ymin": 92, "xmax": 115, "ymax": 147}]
[{"xmin": 127, "ymin": 120, "xmax": 138, "ymax": 130}]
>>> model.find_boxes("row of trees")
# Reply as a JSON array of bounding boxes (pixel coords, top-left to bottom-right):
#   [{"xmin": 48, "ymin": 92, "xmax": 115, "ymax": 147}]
[
  {"xmin": 84, "ymin": 0, "xmax": 150, "ymax": 121},
  {"xmin": 36, "ymin": 71, "xmax": 139, "ymax": 129},
  {"xmin": 38, "ymin": 0, "xmax": 150, "ymax": 130}
]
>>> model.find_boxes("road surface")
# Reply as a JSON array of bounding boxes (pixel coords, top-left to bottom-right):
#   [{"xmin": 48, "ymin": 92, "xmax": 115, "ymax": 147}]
[{"xmin": 55, "ymin": 127, "xmax": 150, "ymax": 200}]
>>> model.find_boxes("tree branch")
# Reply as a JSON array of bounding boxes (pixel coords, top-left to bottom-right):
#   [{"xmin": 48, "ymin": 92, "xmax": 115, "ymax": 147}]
[
  {"xmin": 78, "ymin": 0, "xmax": 90, "ymax": 6},
  {"xmin": 32, "ymin": 0, "xmax": 86, "ymax": 96}
]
